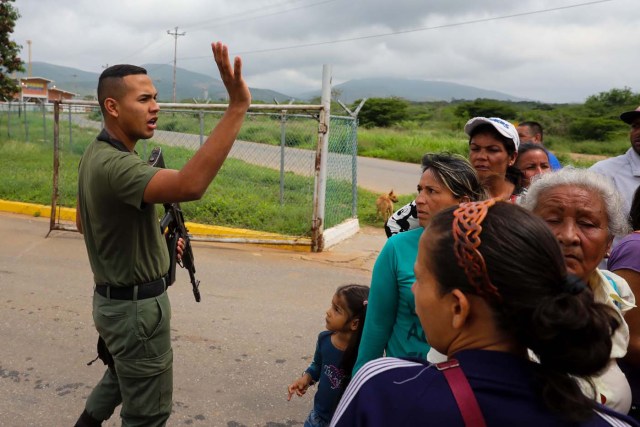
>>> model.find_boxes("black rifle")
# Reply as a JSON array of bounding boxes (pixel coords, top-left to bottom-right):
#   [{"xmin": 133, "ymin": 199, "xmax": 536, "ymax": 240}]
[{"xmin": 147, "ymin": 147, "xmax": 201, "ymax": 302}]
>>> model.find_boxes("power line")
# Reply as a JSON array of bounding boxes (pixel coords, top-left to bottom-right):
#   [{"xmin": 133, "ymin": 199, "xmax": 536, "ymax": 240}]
[
  {"xmin": 185, "ymin": 0, "xmax": 332, "ymax": 30},
  {"xmin": 115, "ymin": 37, "xmax": 172, "ymax": 64},
  {"xmin": 104, "ymin": 0, "xmax": 337, "ymax": 67},
  {"xmin": 178, "ymin": 0, "xmax": 614, "ymax": 60}
]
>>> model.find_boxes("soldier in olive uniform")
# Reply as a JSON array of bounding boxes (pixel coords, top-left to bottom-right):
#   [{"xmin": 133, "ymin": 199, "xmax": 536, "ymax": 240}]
[{"xmin": 74, "ymin": 42, "xmax": 250, "ymax": 427}]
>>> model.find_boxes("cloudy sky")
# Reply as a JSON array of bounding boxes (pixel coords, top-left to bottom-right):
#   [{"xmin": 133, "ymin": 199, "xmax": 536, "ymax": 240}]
[{"xmin": 10, "ymin": 0, "xmax": 638, "ymax": 103}]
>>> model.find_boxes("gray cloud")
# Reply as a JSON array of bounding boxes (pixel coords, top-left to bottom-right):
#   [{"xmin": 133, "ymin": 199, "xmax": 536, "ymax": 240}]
[{"xmin": 11, "ymin": 0, "xmax": 639, "ymax": 102}]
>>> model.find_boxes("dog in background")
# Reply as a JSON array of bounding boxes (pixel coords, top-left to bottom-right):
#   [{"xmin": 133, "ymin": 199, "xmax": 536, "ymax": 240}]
[{"xmin": 376, "ymin": 189, "xmax": 398, "ymax": 221}]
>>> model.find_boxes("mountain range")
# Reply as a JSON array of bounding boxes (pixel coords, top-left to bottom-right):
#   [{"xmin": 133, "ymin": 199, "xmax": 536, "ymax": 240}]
[
  {"xmin": 312, "ymin": 77, "xmax": 528, "ymax": 103},
  {"xmin": 17, "ymin": 62, "xmax": 527, "ymax": 104},
  {"xmin": 18, "ymin": 62, "xmax": 288, "ymax": 103}
]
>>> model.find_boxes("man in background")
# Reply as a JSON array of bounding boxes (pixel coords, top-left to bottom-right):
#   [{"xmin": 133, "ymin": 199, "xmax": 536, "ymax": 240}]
[{"xmin": 590, "ymin": 106, "xmax": 640, "ymax": 215}]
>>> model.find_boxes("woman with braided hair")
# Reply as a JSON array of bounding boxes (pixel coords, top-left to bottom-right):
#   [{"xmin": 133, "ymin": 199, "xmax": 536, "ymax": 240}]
[{"xmin": 330, "ymin": 201, "xmax": 637, "ymax": 426}]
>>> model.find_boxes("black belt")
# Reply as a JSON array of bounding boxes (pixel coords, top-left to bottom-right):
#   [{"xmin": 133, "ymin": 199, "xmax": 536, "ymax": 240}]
[{"xmin": 95, "ymin": 274, "xmax": 169, "ymax": 300}]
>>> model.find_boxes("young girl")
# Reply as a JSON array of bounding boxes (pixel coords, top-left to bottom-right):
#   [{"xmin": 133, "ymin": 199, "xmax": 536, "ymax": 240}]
[{"xmin": 287, "ymin": 284, "xmax": 369, "ymax": 427}]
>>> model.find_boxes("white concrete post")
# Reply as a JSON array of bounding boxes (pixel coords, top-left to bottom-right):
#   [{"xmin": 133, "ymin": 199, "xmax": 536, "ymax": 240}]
[{"xmin": 311, "ymin": 65, "xmax": 332, "ymax": 252}]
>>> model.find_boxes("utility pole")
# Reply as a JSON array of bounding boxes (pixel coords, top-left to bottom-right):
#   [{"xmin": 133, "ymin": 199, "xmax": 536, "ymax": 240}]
[
  {"xmin": 27, "ymin": 40, "xmax": 32, "ymax": 77},
  {"xmin": 167, "ymin": 26, "xmax": 186, "ymax": 103}
]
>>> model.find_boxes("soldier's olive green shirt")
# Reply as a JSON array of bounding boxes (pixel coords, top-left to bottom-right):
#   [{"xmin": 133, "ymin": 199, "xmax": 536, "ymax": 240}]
[{"xmin": 78, "ymin": 136, "xmax": 169, "ymax": 286}]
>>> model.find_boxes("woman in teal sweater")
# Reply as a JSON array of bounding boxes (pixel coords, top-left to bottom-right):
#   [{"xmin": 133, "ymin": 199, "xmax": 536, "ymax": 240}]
[{"xmin": 353, "ymin": 153, "xmax": 486, "ymax": 374}]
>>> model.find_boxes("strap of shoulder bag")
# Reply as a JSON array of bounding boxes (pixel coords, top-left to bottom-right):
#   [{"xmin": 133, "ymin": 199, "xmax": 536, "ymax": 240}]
[{"xmin": 436, "ymin": 359, "xmax": 487, "ymax": 427}]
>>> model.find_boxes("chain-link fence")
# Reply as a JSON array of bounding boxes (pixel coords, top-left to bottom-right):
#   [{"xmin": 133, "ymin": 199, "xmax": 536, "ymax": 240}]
[
  {"xmin": 29, "ymin": 100, "xmax": 359, "ymax": 251},
  {"xmin": 0, "ymin": 101, "xmax": 55, "ymax": 144}
]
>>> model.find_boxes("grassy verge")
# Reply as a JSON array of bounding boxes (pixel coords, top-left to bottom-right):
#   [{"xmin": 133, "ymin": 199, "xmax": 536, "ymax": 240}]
[
  {"xmin": 357, "ymin": 124, "xmax": 621, "ymax": 167},
  {"xmin": 1, "ymin": 105, "xmax": 622, "ymax": 235},
  {"xmin": 93, "ymin": 107, "xmax": 620, "ymax": 167},
  {"xmin": 0, "ymin": 118, "xmax": 386, "ymax": 233}
]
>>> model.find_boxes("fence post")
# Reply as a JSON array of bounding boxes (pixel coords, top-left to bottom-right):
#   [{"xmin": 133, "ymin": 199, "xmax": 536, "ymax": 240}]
[
  {"xmin": 351, "ymin": 117, "xmax": 358, "ymax": 217},
  {"xmin": 49, "ymin": 101, "xmax": 61, "ymax": 236},
  {"xmin": 279, "ymin": 109, "xmax": 287, "ymax": 206},
  {"xmin": 199, "ymin": 111, "xmax": 204, "ymax": 146},
  {"xmin": 42, "ymin": 102, "xmax": 46, "ymax": 143},
  {"xmin": 311, "ymin": 65, "xmax": 332, "ymax": 252},
  {"xmin": 7, "ymin": 101, "xmax": 11, "ymax": 138},
  {"xmin": 336, "ymin": 98, "xmax": 366, "ymax": 219},
  {"xmin": 68, "ymin": 105, "xmax": 73, "ymax": 148},
  {"xmin": 23, "ymin": 100, "xmax": 29, "ymax": 142}
]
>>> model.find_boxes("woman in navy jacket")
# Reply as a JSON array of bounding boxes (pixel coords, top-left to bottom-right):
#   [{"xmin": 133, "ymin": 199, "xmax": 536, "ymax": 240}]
[{"xmin": 331, "ymin": 201, "xmax": 638, "ymax": 427}]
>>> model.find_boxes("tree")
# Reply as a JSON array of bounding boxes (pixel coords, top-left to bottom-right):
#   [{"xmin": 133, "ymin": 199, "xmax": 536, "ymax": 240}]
[
  {"xmin": 357, "ymin": 97, "xmax": 408, "ymax": 128},
  {"xmin": 454, "ymin": 99, "xmax": 518, "ymax": 120},
  {"xmin": 584, "ymin": 87, "xmax": 640, "ymax": 117},
  {"xmin": 568, "ymin": 117, "xmax": 619, "ymax": 142},
  {"xmin": 0, "ymin": 0, "xmax": 23, "ymax": 100}
]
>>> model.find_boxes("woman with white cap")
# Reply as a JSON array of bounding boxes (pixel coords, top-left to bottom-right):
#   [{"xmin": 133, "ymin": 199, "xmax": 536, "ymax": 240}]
[
  {"xmin": 385, "ymin": 117, "xmax": 523, "ymax": 237},
  {"xmin": 464, "ymin": 116, "xmax": 523, "ymax": 202}
]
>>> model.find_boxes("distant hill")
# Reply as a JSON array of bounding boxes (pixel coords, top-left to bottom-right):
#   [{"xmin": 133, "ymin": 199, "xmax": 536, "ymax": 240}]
[
  {"xmin": 16, "ymin": 62, "xmax": 292, "ymax": 103},
  {"xmin": 138, "ymin": 63, "xmax": 291, "ymax": 103},
  {"xmin": 17, "ymin": 63, "xmax": 528, "ymax": 104},
  {"xmin": 296, "ymin": 77, "xmax": 529, "ymax": 103}
]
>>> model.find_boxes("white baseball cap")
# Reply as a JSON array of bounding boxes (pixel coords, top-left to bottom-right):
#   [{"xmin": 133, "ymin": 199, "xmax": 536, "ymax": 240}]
[{"xmin": 464, "ymin": 117, "xmax": 520, "ymax": 152}]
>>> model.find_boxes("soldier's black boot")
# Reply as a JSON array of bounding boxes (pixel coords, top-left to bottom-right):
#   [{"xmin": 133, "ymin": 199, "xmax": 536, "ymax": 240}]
[{"xmin": 74, "ymin": 409, "xmax": 101, "ymax": 427}]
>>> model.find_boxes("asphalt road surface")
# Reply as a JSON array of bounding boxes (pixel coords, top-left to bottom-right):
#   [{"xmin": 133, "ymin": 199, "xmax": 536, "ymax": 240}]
[{"xmin": 0, "ymin": 212, "xmax": 384, "ymax": 426}]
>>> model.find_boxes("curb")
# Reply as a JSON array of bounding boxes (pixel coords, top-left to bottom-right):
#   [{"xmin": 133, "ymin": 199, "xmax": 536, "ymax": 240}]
[{"xmin": 0, "ymin": 199, "xmax": 312, "ymax": 252}]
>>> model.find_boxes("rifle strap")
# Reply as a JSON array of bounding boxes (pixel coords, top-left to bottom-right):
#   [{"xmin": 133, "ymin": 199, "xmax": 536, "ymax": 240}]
[{"xmin": 97, "ymin": 129, "xmax": 131, "ymax": 153}]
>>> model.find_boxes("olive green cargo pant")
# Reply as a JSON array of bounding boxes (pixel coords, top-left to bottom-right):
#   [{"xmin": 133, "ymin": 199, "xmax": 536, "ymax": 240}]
[{"xmin": 84, "ymin": 291, "xmax": 173, "ymax": 427}]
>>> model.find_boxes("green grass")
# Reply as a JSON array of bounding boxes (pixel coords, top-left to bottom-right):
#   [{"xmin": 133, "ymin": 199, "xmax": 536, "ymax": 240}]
[
  {"xmin": 1, "ymin": 101, "xmax": 630, "ymax": 235},
  {"xmin": 0, "ymin": 113, "xmax": 376, "ymax": 234},
  {"xmin": 358, "ymin": 126, "xmax": 467, "ymax": 163},
  {"xmin": 356, "ymin": 121, "xmax": 629, "ymax": 165},
  {"xmin": 156, "ymin": 111, "xmax": 323, "ymax": 150}
]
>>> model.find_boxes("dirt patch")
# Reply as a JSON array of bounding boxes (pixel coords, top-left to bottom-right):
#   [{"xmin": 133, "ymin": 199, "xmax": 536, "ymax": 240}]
[
  {"xmin": 567, "ymin": 153, "xmax": 608, "ymax": 162},
  {"xmin": 296, "ymin": 225, "xmax": 385, "ymax": 272}
]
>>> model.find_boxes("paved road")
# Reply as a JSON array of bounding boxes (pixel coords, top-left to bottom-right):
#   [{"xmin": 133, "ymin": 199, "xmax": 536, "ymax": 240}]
[
  {"xmin": 70, "ymin": 115, "xmax": 420, "ymax": 195},
  {"xmin": 0, "ymin": 212, "xmax": 384, "ymax": 426},
  {"xmin": 356, "ymin": 156, "xmax": 420, "ymax": 195}
]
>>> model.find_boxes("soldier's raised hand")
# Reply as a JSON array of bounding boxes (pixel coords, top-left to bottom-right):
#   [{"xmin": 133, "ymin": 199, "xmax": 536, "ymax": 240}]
[{"xmin": 211, "ymin": 41, "xmax": 251, "ymax": 110}]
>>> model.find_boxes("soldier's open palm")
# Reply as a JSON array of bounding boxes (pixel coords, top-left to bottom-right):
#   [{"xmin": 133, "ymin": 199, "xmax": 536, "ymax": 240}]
[{"xmin": 211, "ymin": 41, "xmax": 251, "ymax": 108}]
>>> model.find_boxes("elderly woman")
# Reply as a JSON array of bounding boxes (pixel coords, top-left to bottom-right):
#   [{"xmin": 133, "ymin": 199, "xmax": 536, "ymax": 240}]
[
  {"xmin": 353, "ymin": 153, "xmax": 485, "ymax": 374},
  {"xmin": 331, "ymin": 201, "xmax": 637, "ymax": 426},
  {"xmin": 520, "ymin": 168, "xmax": 635, "ymax": 413}
]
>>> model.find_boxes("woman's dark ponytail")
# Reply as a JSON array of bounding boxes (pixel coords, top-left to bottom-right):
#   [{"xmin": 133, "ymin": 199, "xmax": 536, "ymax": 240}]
[
  {"xmin": 525, "ymin": 284, "xmax": 620, "ymax": 420},
  {"xmin": 427, "ymin": 203, "xmax": 621, "ymax": 422}
]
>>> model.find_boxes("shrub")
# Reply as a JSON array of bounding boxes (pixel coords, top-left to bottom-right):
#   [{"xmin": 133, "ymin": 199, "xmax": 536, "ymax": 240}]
[
  {"xmin": 357, "ymin": 97, "xmax": 409, "ymax": 128},
  {"xmin": 584, "ymin": 87, "xmax": 640, "ymax": 117},
  {"xmin": 568, "ymin": 118, "xmax": 620, "ymax": 141},
  {"xmin": 454, "ymin": 99, "xmax": 518, "ymax": 120},
  {"xmin": 159, "ymin": 120, "xmax": 187, "ymax": 132},
  {"xmin": 88, "ymin": 109, "xmax": 102, "ymax": 121}
]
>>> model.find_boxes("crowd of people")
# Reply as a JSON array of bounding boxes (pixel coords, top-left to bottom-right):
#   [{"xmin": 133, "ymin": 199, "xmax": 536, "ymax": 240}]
[
  {"xmin": 73, "ymin": 39, "xmax": 640, "ymax": 426},
  {"xmin": 291, "ymin": 110, "xmax": 640, "ymax": 426}
]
